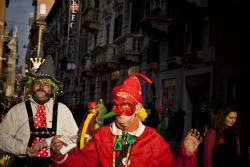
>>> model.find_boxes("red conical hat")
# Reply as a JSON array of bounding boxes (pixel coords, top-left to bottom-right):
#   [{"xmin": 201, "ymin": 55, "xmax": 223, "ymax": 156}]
[
  {"xmin": 88, "ymin": 101, "xmax": 97, "ymax": 109},
  {"xmin": 112, "ymin": 73, "xmax": 152, "ymax": 104}
]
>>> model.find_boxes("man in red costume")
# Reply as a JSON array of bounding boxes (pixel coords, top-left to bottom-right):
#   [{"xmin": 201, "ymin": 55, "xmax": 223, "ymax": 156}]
[{"xmin": 50, "ymin": 73, "xmax": 202, "ymax": 167}]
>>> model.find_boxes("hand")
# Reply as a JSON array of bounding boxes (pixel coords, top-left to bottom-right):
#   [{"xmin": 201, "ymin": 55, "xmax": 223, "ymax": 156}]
[
  {"xmin": 31, "ymin": 140, "xmax": 48, "ymax": 153},
  {"xmin": 183, "ymin": 129, "xmax": 202, "ymax": 155},
  {"xmin": 30, "ymin": 57, "xmax": 45, "ymax": 71},
  {"xmin": 50, "ymin": 135, "xmax": 63, "ymax": 155},
  {"xmin": 26, "ymin": 147, "xmax": 38, "ymax": 157}
]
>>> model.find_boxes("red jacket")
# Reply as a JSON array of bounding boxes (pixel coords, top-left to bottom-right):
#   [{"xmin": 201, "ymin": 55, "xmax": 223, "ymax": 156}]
[{"xmin": 52, "ymin": 126, "xmax": 198, "ymax": 167}]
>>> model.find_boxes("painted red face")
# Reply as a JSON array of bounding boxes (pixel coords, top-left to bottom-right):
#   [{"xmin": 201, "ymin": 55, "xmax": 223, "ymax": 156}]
[
  {"xmin": 112, "ymin": 103, "xmax": 136, "ymax": 116},
  {"xmin": 112, "ymin": 94, "xmax": 136, "ymax": 116}
]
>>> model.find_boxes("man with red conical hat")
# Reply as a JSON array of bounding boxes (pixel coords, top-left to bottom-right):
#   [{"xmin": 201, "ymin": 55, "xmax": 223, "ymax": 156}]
[{"xmin": 50, "ymin": 73, "xmax": 202, "ymax": 167}]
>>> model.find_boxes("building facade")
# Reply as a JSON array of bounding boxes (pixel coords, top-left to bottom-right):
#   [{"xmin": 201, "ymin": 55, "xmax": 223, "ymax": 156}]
[
  {"xmin": 43, "ymin": 0, "xmax": 219, "ymax": 129},
  {"xmin": 0, "ymin": 0, "xmax": 9, "ymax": 101},
  {"xmin": 31, "ymin": 0, "xmax": 249, "ymax": 160}
]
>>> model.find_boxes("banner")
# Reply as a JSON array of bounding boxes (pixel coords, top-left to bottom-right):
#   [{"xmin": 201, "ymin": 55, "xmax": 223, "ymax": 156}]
[{"xmin": 68, "ymin": 0, "xmax": 80, "ymax": 61}]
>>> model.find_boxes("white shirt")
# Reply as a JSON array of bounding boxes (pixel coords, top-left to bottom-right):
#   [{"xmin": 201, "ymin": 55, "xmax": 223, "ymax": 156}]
[{"xmin": 0, "ymin": 97, "xmax": 79, "ymax": 156}]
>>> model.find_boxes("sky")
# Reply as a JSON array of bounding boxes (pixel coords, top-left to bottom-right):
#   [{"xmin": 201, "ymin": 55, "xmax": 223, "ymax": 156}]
[{"xmin": 5, "ymin": 0, "xmax": 34, "ymax": 67}]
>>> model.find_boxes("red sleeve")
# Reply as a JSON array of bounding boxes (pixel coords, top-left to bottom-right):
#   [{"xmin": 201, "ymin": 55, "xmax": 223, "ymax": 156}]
[
  {"xmin": 172, "ymin": 144, "xmax": 198, "ymax": 167},
  {"xmin": 236, "ymin": 136, "xmax": 241, "ymax": 155},
  {"xmin": 203, "ymin": 128, "xmax": 216, "ymax": 167},
  {"xmin": 148, "ymin": 128, "xmax": 198, "ymax": 167},
  {"xmin": 51, "ymin": 146, "xmax": 94, "ymax": 167},
  {"xmin": 51, "ymin": 127, "xmax": 109, "ymax": 167}
]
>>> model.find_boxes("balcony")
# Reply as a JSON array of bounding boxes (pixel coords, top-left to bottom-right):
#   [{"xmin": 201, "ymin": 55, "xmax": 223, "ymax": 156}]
[
  {"xmin": 59, "ymin": 57, "xmax": 76, "ymax": 71},
  {"xmin": 139, "ymin": 0, "xmax": 173, "ymax": 35},
  {"xmin": 114, "ymin": 34, "xmax": 143, "ymax": 64},
  {"xmin": 82, "ymin": 58, "xmax": 94, "ymax": 77},
  {"xmin": 81, "ymin": 7, "xmax": 100, "ymax": 31},
  {"xmin": 184, "ymin": 51, "xmax": 207, "ymax": 64},
  {"xmin": 91, "ymin": 44, "xmax": 118, "ymax": 72},
  {"xmin": 102, "ymin": 8, "xmax": 112, "ymax": 20},
  {"xmin": 166, "ymin": 56, "xmax": 183, "ymax": 69}
]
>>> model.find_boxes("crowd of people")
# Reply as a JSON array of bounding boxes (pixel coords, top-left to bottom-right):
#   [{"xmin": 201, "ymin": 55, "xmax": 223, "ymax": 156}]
[{"xmin": 0, "ymin": 55, "xmax": 248, "ymax": 167}]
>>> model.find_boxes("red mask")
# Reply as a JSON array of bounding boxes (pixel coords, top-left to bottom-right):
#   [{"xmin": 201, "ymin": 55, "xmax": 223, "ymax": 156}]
[
  {"xmin": 112, "ymin": 103, "xmax": 136, "ymax": 116},
  {"xmin": 112, "ymin": 95, "xmax": 136, "ymax": 116}
]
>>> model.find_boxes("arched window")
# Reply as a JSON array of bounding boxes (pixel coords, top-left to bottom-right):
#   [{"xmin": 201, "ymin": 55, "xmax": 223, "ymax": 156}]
[{"xmin": 40, "ymin": 3, "xmax": 46, "ymax": 14}]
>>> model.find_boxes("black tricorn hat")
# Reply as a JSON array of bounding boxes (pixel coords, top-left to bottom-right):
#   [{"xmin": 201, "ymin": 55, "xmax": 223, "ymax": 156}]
[{"xmin": 31, "ymin": 55, "xmax": 61, "ymax": 84}]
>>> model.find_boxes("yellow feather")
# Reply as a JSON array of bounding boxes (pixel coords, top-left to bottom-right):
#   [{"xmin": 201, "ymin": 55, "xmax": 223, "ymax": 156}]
[{"xmin": 137, "ymin": 107, "xmax": 148, "ymax": 121}]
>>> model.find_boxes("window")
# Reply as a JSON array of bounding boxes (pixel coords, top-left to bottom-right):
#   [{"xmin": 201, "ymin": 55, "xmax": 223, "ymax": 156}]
[
  {"xmin": 114, "ymin": 15, "xmax": 122, "ymax": 39},
  {"xmin": 63, "ymin": 77, "xmax": 70, "ymax": 89},
  {"xmin": 94, "ymin": 0, "xmax": 99, "ymax": 8},
  {"xmin": 168, "ymin": 24, "xmax": 184, "ymax": 57},
  {"xmin": 75, "ymin": 76, "xmax": 78, "ymax": 88},
  {"xmin": 162, "ymin": 79, "xmax": 176, "ymax": 106},
  {"xmin": 94, "ymin": 33, "xmax": 97, "ymax": 47},
  {"xmin": 101, "ymin": 82, "xmax": 107, "ymax": 101},
  {"xmin": 148, "ymin": 39, "xmax": 159, "ymax": 62},
  {"xmin": 191, "ymin": 19, "xmax": 203, "ymax": 51},
  {"xmin": 40, "ymin": 3, "xmax": 46, "ymax": 14},
  {"xmin": 106, "ymin": 24, "xmax": 110, "ymax": 44},
  {"xmin": 90, "ymin": 84, "xmax": 95, "ymax": 100}
]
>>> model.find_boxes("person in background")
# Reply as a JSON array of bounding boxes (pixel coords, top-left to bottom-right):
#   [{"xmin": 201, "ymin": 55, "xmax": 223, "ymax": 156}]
[
  {"xmin": 0, "ymin": 55, "xmax": 78, "ymax": 167},
  {"xmin": 156, "ymin": 106, "xmax": 169, "ymax": 141},
  {"xmin": 50, "ymin": 73, "xmax": 202, "ymax": 167},
  {"xmin": 143, "ymin": 102, "xmax": 159, "ymax": 129},
  {"xmin": 95, "ymin": 98, "xmax": 107, "ymax": 128},
  {"xmin": 78, "ymin": 101, "xmax": 98, "ymax": 149},
  {"xmin": 165, "ymin": 106, "xmax": 186, "ymax": 157},
  {"xmin": 203, "ymin": 105, "xmax": 243, "ymax": 167}
]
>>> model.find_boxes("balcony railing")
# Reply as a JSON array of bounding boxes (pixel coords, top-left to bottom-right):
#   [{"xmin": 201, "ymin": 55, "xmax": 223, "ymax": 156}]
[
  {"xmin": 166, "ymin": 51, "xmax": 208, "ymax": 69},
  {"xmin": 114, "ymin": 34, "xmax": 143, "ymax": 63},
  {"xmin": 82, "ymin": 56, "xmax": 94, "ymax": 77},
  {"xmin": 139, "ymin": 0, "xmax": 172, "ymax": 34},
  {"xmin": 166, "ymin": 56, "xmax": 183, "ymax": 69},
  {"xmin": 96, "ymin": 44, "xmax": 116, "ymax": 64},
  {"xmin": 184, "ymin": 51, "xmax": 207, "ymax": 64},
  {"xmin": 90, "ymin": 44, "xmax": 118, "ymax": 72},
  {"xmin": 142, "ymin": 0, "xmax": 167, "ymax": 18},
  {"xmin": 81, "ymin": 7, "xmax": 100, "ymax": 31}
]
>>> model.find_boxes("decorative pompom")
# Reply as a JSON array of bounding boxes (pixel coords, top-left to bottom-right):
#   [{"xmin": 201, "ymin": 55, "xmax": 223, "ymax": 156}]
[{"xmin": 137, "ymin": 107, "xmax": 148, "ymax": 121}]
